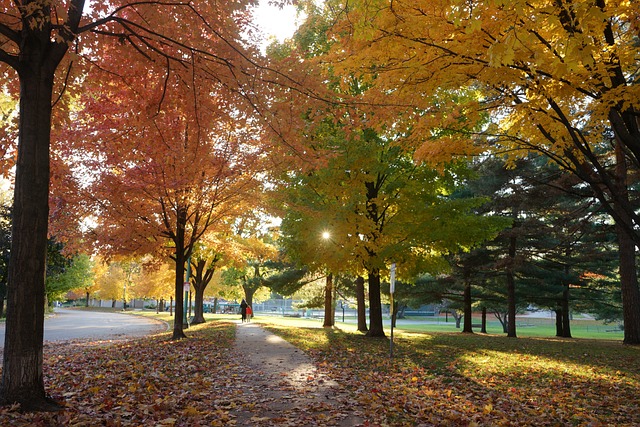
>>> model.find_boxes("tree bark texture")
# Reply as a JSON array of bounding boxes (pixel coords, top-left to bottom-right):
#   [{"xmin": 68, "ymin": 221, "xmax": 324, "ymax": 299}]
[
  {"xmin": 366, "ymin": 269, "xmax": 385, "ymax": 337},
  {"xmin": 0, "ymin": 60, "xmax": 59, "ymax": 410},
  {"xmin": 613, "ymin": 145, "xmax": 640, "ymax": 345},
  {"xmin": 172, "ymin": 207, "xmax": 188, "ymax": 339},
  {"xmin": 555, "ymin": 309, "xmax": 563, "ymax": 337},
  {"xmin": 355, "ymin": 276, "xmax": 368, "ymax": 332},
  {"xmin": 480, "ymin": 306, "xmax": 487, "ymax": 334},
  {"xmin": 190, "ymin": 258, "xmax": 216, "ymax": 325},
  {"xmin": 561, "ymin": 285, "xmax": 572, "ymax": 338},
  {"xmin": 462, "ymin": 275, "xmax": 473, "ymax": 333},
  {"xmin": 506, "ymin": 232, "xmax": 518, "ymax": 338}
]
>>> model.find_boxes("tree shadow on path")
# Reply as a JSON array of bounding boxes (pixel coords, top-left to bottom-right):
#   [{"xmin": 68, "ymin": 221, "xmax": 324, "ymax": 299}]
[{"xmin": 229, "ymin": 322, "xmax": 365, "ymax": 426}]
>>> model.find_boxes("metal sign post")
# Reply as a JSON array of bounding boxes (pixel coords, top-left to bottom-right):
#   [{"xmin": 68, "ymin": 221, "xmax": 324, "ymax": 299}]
[{"xmin": 183, "ymin": 257, "xmax": 191, "ymax": 328}]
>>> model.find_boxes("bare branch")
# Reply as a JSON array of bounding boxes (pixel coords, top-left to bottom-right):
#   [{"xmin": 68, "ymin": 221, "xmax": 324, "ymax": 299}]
[{"xmin": 0, "ymin": 22, "xmax": 19, "ymax": 43}]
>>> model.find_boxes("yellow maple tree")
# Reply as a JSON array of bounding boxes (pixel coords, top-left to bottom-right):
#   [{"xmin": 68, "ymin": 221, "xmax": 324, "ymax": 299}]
[{"xmin": 313, "ymin": 0, "xmax": 640, "ymax": 343}]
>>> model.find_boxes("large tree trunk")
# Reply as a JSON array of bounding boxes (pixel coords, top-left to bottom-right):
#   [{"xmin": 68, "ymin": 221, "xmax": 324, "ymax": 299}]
[
  {"xmin": 0, "ymin": 63, "xmax": 60, "ymax": 411},
  {"xmin": 616, "ymin": 220, "xmax": 640, "ymax": 344},
  {"xmin": 555, "ymin": 309, "xmax": 564, "ymax": 337},
  {"xmin": 613, "ymin": 145, "xmax": 640, "ymax": 345},
  {"xmin": 191, "ymin": 285, "xmax": 206, "ymax": 325},
  {"xmin": 506, "ymin": 232, "xmax": 518, "ymax": 338},
  {"xmin": 366, "ymin": 269, "xmax": 385, "ymax": 337},
  {"xmin": 172, "ymin": 207, "xmax": 188, "ymax": 340},
  {"xmin": 480, "ymin": 306, "xmax": 487, "ymax": 334},
  {"xmin": 355, "ymin": 276, "xmax": 368, "ymax": 332},
  {"xmin": 323, "ymin": 273, "xmax": 333, "ymax": 327},
  {"xmin": 462, "ymin": 275, "xmax": 473, "ymax": 333},
  {"xmin": 560, "ymin": 285, "xmax": 572, "ymax": 338}
]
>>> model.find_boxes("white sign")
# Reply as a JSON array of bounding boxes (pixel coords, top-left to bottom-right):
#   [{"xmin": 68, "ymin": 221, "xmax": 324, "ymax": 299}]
[
  {"xmin": 390, "ymin": 263, "xmax": 396, "ymax": 294},
  {"xmin": 183, "ymin": 281, "xmax": 190, "ymax": 292}
]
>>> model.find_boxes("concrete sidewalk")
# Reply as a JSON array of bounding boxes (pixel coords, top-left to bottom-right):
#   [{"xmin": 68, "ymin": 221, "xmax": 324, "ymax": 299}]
[{"xmin": 231, "ymin": 322, "xmax": 364, "ymax": 426}]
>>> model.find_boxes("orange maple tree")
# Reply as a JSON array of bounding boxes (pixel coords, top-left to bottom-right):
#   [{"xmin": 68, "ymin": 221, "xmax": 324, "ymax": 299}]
[
  {"xmin": 0, "ymin": 0, "xmax": 266, "ymax": 410},
  {"xmin": 69, "ymin": 66, "xmax": 265, "ymax": 339}
]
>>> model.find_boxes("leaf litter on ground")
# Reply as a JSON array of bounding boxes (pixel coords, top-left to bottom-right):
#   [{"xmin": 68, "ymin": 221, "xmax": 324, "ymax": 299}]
[{"xmin": 0, "ymin": 318, "xmax": 638, "ymax": 426}]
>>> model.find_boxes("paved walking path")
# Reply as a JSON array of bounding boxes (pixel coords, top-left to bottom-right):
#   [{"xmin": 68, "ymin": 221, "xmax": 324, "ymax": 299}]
[{"xmin": 230, "ymin": 321, "xmax": 365, "ymax": 426}]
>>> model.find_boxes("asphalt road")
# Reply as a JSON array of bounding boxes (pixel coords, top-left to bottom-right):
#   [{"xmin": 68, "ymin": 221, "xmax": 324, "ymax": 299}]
[{"xmin": 0, "ymin": 308, "xmax": 167, "ymax": 348}]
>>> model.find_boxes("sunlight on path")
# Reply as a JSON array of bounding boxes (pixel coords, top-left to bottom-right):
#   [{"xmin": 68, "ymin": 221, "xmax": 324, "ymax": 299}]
[{"xmin": 230, "ymin": 322, "xmax": 364, "ymax": 426}]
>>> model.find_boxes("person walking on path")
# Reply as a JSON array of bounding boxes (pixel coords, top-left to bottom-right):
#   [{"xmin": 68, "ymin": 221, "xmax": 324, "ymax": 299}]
[
  {"xmin": 240, "ymin": 299, "xmax": 248, "ymax": 322},
  {"xmin": 245, "ymin": 305, "xmax": 252, "ymax": 322}
]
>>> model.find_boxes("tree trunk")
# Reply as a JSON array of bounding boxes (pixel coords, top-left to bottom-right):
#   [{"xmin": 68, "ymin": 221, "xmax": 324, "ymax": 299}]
[
  {"xmin": 506, "ymin": 232, "xmax": 518, "ymax": 338},
  {"xmin": 191, "ymin": 285, "xmax": 206, "ymax": 325},
  {"xmin": 323, "ymin": 273, "xmax": 333, "ymax": 327},
  {"xmin": 397, "ymin": 303, "xmax": 407, "ymax": 319},
  {"xmin": 190, "ymin": 258, "xmax": 217, "ymax": 325},
  {"xmin": 366, "ymin": 269, "xmax": 385, "ymax": 337},
  {"xmin": 0, "ymin": 63, "xmax": 59, "ymax": 411},
  {"xmin": 613, "ymin": 145, "xmax": 640, "ymax": 344},
  {"xmin": 452, "ymin": 311, "xmax": 463, "ymax": 328},
  {"xmin": 355, "ymin": 276, "xmax": 368, "ymax": 332},
  {"xmin": 173, "ymin": 250, "xmax": 187, "ymax": 339},
  {"xmin": 172, "ymin": 207, "xmax": 188, "ymax": 340},
  {"xmin": 481, "ymin": 306, "xmax": 487, "ymax": 334},
  {"xmin": 561, "ymin": 285, "xmax": 572, "ymax": 338},
  {"xmin": 242, "ymin": 285, "xmax": 257, "ymax": 315},
  {"xmin": 462, "ymin": 276, "xmax": 473, "ymax": 333},
  {"xmin": 494, "ymin": 311, "xmax": 508, "ymax": 333},
  {"xmin": 616, "ymin": 221, "xmax": 640, "ymax": 344},
  {"xmin": 555, "ymin": 309, "xmax": 563, "ymax": 337},
  {"xmin": 85, "ymin": 291, "xmax": 90, "ymax": 307}
]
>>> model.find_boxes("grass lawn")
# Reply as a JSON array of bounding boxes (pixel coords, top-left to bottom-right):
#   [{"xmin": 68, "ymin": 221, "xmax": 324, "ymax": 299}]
[{"xmin": 247, "ymin": 314, "xmax": 638, "ymax": 426}]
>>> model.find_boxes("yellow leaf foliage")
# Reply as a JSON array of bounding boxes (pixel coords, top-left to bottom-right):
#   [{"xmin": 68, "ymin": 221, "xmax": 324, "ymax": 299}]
[{"xmin": 321, "ymin": 0, "xmax": 639, "ymax": 167}]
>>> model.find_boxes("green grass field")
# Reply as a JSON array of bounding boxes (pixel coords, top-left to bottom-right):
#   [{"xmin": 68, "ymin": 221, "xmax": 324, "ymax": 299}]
[{"xmin": 127, "ymin": 307, "xmax": 625, "ymax": 340}]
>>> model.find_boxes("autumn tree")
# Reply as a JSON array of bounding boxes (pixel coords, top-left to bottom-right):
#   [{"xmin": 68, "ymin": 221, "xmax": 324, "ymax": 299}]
[
  {"xmin": 52, "ymin": 3, "xmax": 268, "ymax": 340},
  {"xmin": 0, "ymin": 0, "xmax": 268, "ymax": 408},
  {"xmin": 46, "ymin": 251, "xmax": 94, "ymax": 307},
  {"xmin": 82, "ymin": 91, "xmax": 264, "ymax": 336},
  {"xmin": 135, "ymin": 261, "xmax": 174, "ymax": 309},
  {"xmin": 221, "ymin": 226, "xmax": 280, "ymax": 313},
  {"xmin": 188, "ymin": 242, "xmax": 223, "ymax": 325},
  {"xmin": 94, "ymin": 261, "xmax": 127, "ymax": 306},
  {"xmin": 323, "ymin": 0, "xmax": 640, "ymax": 344},
  {"xmin": 278, "ymin": 123, "xmax": 507, "ymax": 337}
]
